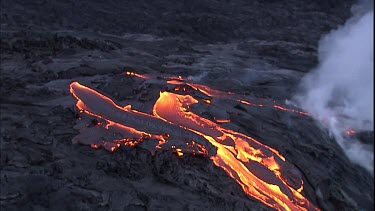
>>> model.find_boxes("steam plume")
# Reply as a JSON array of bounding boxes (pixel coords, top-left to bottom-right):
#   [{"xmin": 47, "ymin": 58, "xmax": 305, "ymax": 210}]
[{"xmin": 293, "ymin": 1, "xmax": 373, "ymax": 173}]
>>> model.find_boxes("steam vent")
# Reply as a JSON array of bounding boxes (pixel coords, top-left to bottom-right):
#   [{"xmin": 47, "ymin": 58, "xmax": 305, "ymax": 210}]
[{"xmin": 1, "ymin": 0, "xmax": 373, "ymax": 211}]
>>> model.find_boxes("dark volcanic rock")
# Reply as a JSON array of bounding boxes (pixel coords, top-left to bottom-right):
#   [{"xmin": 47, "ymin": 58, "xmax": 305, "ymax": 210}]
[
  {"xmin": 1, "ymin": 0, "xmax": 355, "ymax": 44},
  {"xmin": 353, "ymin": 131, "xmax": 374, "ymax": 145},
  {"xmin": 1, "ymin": 0, "xmax": 373, "ymax": 211}
]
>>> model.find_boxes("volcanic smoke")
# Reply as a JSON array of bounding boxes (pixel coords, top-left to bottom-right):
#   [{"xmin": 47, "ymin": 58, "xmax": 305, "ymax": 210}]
[{"xmin": 293, "ymin": 0, "xmax": 374, "ymax": 173}]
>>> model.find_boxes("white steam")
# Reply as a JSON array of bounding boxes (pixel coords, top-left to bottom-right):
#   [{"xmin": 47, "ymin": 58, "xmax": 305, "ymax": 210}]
[
  {"xmin": 189, "ymin": 71, "xmax": 208, "ymax": 82},
  {"xmin": 293, "ymin": 1, "xmax": 373, "ymax": 173}
]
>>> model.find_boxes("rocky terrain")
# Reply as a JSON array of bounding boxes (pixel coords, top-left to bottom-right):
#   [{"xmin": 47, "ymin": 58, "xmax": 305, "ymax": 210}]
[{"xmin": 1, "ymin": 0, "xmax": 373, "ymax": 211}]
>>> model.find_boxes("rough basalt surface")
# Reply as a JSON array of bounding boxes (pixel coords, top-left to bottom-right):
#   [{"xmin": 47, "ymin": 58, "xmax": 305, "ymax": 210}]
[{"xmin": 1, "ymin": 1, "xmax": 373, "ymax": 211}]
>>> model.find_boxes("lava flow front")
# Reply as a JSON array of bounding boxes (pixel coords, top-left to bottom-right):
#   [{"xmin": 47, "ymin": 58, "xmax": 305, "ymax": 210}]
[{"xmin": 69, "ymin": 80, "xmax": 318, "ymax": 211}]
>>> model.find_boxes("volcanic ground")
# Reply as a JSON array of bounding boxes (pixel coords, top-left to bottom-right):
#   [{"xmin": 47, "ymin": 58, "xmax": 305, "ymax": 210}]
[{"xmin": 0, "ymin": 0, "xmax": 374, "ymax": 211}]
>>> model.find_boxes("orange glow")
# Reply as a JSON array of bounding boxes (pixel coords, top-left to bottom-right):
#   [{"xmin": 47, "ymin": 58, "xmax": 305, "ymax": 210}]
[
  {"xmin": 240, "ymin": 100, "xmax": 255, "ymax": 106},
  {"xmin": 274, "ymin": 105, "xmax": 288, "ymax": 111},
  {"xmin": 202, "ymin": 99, "xmax": 211, "ymax": 104},
  {"xmin": 166, "ymin": 75, "xmax": 191, "ymax": 81},
  {"xmin": 297, "ymin": 180, "xmax": 304, "ymax": 193},
  {"xmin": 345, "ymin": 129, "xmax": 356, "ymax": 135},
  {"xmin": 153, "ymin": 91, "xmax": 319, "ymax": 211},
  {"xmin": 214, "ymin": 117, "xmax": 231, "ymax": 123},
  {"xmin": 70, "ymin": 81, "xmax": 319, "ymax": 211},
  {"xmin": 167, "ymin": 79, "xmax": 309, "ymax": 117},
  {"xmin": 176, "ymin": 148, "xmax": 184, "ymax": 156},
  {"xmin": 91, "ymin": 144, "xmax": 100, "ymax": 149},
  {"xmin": 166, "ymin": 80, "xmax": 225, "ymax": 97},
  {"xmin": 215, "ymin": 119, "xmax": 231, "ymax": 123},
  {"xmin": 125, "ymin": 71, "xmax": 150, "ymax": 79},
  {"xmin": 273, "ymin": 105, "xmax": 309, "ymax": 116},
  {"xmin": 134, "ymin": 73, "xmax": 149, "ymax": 79},
  {"xmin": 167, "ymin": 80, "xmax": 184, "ymax": 85},
  {"xmin": 240, "ymin": 100, "xmax": 309, "ymax": 116}
]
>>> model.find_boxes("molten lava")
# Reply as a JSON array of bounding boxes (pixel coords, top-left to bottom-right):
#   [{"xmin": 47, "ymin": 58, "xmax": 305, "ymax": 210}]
[
  {"xmin": 69, "ymin": 79, "xmax": 318, "ymax": 211},
  {"xmin": 166, "ymin": 79, "xmax": 309, "ymax": 117},
  {"xmin": 125, "ymin": 71, "xmax": 150, "ymax": 79},
  {"xmin": 153, "ymin": 91, "xmax": 318, "ymax": 211}
]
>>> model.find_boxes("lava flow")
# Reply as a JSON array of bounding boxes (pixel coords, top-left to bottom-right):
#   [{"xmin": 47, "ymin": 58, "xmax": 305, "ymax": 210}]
[
  {"xmin": 70, "ymin": 82, "xmax": 212, "ymax": 157},
  {"xmin": 166, "ymin": 78, "xmax": 309, "ymax": 117},
  {"xmin": 125, "ymin": 71, "xmax": 150, "ymax": 79},
  {"xmin": 69, "ymin": 81, "xmax": 319, "ymax": 211}
]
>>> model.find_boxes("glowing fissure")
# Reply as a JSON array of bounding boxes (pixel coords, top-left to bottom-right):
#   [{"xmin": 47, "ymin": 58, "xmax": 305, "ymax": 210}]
[
  {"xmin": 140, "ymin": 74, "xmax": 308, "ymax": 117},
  {"xmin": 70, "ymin": 81, "xmax": 319, "ymax": 211},
  {"xmin": 166, "ymin": 79, "xmax": 309, "ymax": 116}
]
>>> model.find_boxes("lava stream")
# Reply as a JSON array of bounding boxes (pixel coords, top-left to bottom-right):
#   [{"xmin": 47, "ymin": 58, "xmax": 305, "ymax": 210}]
[
  {"xmin": 153, "ymin": 92, "xmax": 319, "ymax": 211},
  {"xmin": 69, "ymin": 82, "xmax": 319, "ymax": 211},
  {"xmin": 70, "ymin": 82, "xmax": 214, "ymax": 156},
  {"xmin": 166, "ymin": 79, "xmax": 309, "ymax": 116}
]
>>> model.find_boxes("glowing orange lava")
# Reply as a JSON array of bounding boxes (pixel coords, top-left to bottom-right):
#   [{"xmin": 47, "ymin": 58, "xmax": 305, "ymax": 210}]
[
  {"xmin": 70, "ymin": 81, "xmax": 319, "ymax": 211},
  {"xmin": 214, "ymin": 117, "xmax": 231, "ymax": 123},
  {"xmin": 70, "ymin": 82, "xmax": 210, "ymax": 156},
  {"xmin": 167, "ymin": 79, "xmax": 309, "ymax": 116},
  {"xmin": 125, "ymin": 71, "xmax": 150, "ymax": 79},
  {"xmin": 153, "ymin": 91, "xmax": 318, "ymax": 211},
  {"xmin": 237, "ymin": 100, "xmax": 308, "ymax": 115}
]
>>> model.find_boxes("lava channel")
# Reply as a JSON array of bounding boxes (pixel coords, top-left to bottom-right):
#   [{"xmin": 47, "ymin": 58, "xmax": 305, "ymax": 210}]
[
  {"xmin": 167, "ymin": 79, "xmax": 309, "ymax": 116},
  {"xmin": 70, "ymin": 81, "xmax": 319, "ymax": 211}
]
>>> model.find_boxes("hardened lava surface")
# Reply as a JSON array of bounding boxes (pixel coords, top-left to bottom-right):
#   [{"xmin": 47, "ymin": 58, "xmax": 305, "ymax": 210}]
[{"xmin": 1, "ymin": 1, "xmax": 373, "ymax": 211}]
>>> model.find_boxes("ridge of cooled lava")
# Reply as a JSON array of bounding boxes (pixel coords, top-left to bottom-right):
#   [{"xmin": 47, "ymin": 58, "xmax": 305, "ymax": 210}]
[
  {"xmin": 70, "ymin": 73, "xmax": 320, "ymax": 211},
  {"xmin": 1, "ymin": 1, "xmax": 373, "ymax": 211}
]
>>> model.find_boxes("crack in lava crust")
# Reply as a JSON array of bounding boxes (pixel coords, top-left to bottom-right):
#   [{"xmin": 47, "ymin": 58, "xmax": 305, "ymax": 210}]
[{"xmin": 69, "ymin": 81, "xmax": 319, "ymax": 211}]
